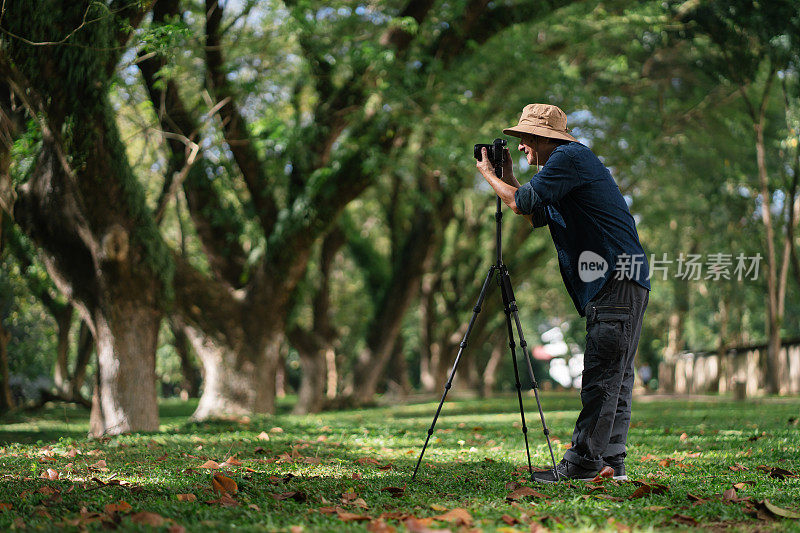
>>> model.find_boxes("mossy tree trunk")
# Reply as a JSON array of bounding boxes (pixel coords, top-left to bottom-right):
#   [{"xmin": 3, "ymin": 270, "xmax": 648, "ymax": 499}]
[{"xmin": 3, "ymin": 0, "xmax": 168, "ymax": 435}]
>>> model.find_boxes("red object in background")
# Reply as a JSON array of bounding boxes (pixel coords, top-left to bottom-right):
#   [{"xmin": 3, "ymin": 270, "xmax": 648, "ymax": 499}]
[{"xmin": 531, "ymin": 345, "xmax": 553, "ymax": 361}]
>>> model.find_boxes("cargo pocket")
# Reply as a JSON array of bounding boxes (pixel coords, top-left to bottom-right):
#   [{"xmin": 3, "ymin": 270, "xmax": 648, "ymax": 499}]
[{"xmin": 586, "ymin": 305, "xmax": 631, "ymax": 361}]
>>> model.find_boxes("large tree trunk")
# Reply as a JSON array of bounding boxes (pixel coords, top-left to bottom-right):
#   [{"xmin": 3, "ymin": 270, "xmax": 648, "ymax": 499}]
[
  {"xmin": 294, "ymin": 344, "xmax": 328, "ymax": 414},
  {"xmin": 188, "ymin": 323, "xmax": 281, "ymax": 419},
  {"xmin": 90, "ymin": 302, "xmax": 160, "ymax": 435},
  {"xmin": 170, "ymin": 318, "xmax": 201, "ymax": 398},
  {"xmin": 70, "ymin": 320, "xmax": 93, "ymax": 400},
  {"xmin": 53, "ymin": 306, "xmax": 73, "ymax": 396}
]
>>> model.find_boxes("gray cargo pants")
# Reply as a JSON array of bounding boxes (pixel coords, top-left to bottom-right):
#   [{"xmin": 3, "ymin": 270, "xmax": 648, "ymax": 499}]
[{"xmin": 563, "ymin": 275, "xmax": 649, "ymax": 471}]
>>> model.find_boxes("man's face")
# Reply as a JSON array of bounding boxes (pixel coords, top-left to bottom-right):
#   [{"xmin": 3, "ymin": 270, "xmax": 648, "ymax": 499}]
[{"xmin": 518, "ymin": 136, "xmax": 538, "ymax": 166}]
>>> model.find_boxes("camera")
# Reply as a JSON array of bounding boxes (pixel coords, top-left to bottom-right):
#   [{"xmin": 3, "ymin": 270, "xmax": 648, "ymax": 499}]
[
  {"xmin": 474, "ymin": 137, "xmax": 547, "ymax": 228},
  {"xmin": 473, "ymin": 138, "xmax": 506, "ymax": 174}
]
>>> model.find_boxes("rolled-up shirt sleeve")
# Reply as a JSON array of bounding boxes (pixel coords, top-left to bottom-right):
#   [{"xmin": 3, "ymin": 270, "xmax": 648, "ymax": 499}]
[
  {"xmin": 514, "ymin": 181, "xmax": 542, "ymax": 215},
  {"xmin": 516, "ymin": 149, "xmax": 582, "ymax": 212}
]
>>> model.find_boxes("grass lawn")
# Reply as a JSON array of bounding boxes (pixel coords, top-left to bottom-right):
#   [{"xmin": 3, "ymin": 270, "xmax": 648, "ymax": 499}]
[{"xmin": 1, "ymin": 392, "xmax": 799, "ymax": 531}]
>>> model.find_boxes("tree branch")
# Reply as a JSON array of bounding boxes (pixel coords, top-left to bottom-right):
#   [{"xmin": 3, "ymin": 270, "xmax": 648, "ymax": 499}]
[{"xmin": 205, "ymin": 0, "xmax": 278, "ymax": 234}]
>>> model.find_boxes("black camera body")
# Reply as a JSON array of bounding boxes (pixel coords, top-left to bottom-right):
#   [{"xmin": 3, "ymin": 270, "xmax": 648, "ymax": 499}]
[
  {"xmin": 474, "ymin": 138, "xmax": 548, "ymax": 228},
  {"xmin": 473, "ymin": 138, "xmax": 506, "ymax": 176}
]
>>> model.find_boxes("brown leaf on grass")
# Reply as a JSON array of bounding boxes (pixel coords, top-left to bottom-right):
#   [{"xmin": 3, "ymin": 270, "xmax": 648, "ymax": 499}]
[
  {"xmin": 131, "ymin": 511, "xmax": 166, "ymax": 526},
  {"xmin": 687, "ymin": 493, "xmax": 709, "ymax": 504},
  {"xmin": 200, "ymin": 460, "xmax": 220, "ymax": 469},
  {"xmin": 679, "ymin": 432, "xmax": 689, "ymax": 441},
  {"xmin": 211, "ymin": 474, "xmax": 238, "ymax": 495},
  {"xmin": 639, "ymin": 453, "xmax": 658, "ymax": 462},
  {"xmin": 40, "ymin": 468, "xmax": 59, "ymax": 480},
  {"xmin": 380, "ymin": 486, "xmax": 405, "ymax": 498},
  {"xmin": 591, "ymin": 466, "xmax": 615, "ymax": 481},
  {"xmin": 220, "ymin": 456, "xmax": 242, "ymax": 467},
  {"xmin": 757, "ymin": 465, "xmax": 797, "ymax": 479},
  {"xmin": 318, "ymin": 506, "xmax": 338, "ymax": 514},
  {"xmin": 105, "ymin": 501, "xmax": 133, "ymax": 514},
  {"xmin": 367, "ymin": 518, "xmax": 397, "ymax": 533},
  {"xmin": 176, "ymin": 494, "xmax": 197, "ymax": 502},
  {"xmin": 432, "ymin": 508, "xmax": 472, "ymax": 526},
  {"xmin": 729, "ymin": 463, "xmax": 749, "ymax": 472},
  {"xmin": 248, "ymin": 504, "xmax": 260, "ymax": 511},
  {"xmin": 37, "ymin": 486, "xmax": 59, "ymax": 495},
  {"xmin": 156, "ymin": 453, "xmax": 168, "ymax": 462},
  {"xmin": 0, "ymin": 503, "xmax": 12, "ymax": 512},
  {"xmin": 670, "ymin": 514, "xmax": 698, "ymax": 526},
  {"xmin": 274, "ymin": 491, "xmax": 307, "ymax": 503},
  {"xmin": 629, "ymin": 482, "xmax": 669, "ymax": 499},
  {"xmin": 505, "ymin": 481, "xmax": 520, "ymax": 491},
  {"xmin": 722, "ymin": 488, "xmax": 737, "ymax": 501},
  {"xmin": 206, "ymin": 494, "xmax": 239, "ymax": 507},
  {"xmin": 89, "ymin": 460, "xmax": 108, "ymax": 471},
  {"xmin": 748, "ymin": 432, "xmax": 766, "ymax": 442},
  {"xmin": 684, "ymin": 452, "xmax": 701, "ymax": 458},
  {"xmin": 257, "ymin": 431, "xmax": 271, "ymax": 441},
  {"xmin": 341, "ymin": 492, "xmax": 359, "ymax": 502},
  {"xmin": 506, "ymin": 486, "xmax": 548, "ymax": 501},
  {"xmin": 644, "ymin": 505, "xmax": 666, "ymax": 511},
  {"xmin": 501, "ymin": 514, "xmax": 519, "ymax": 525},
  {"xmin": 351, "ymin": 473, "xmax": 362, "ymax": 480},
  {"xmin": 377, "ymin": 463, "xmax": 393, "ymax": 470},
  {"xmin": 168, "ymin": 525, "xmax": 186, "ymax": 533},
  {"xmin": 762, "ymin": 500, "xmax": 800, "ymax": 519},
  {"xmin": 356, "ymin": 457, "xmax": 381, "ymax": 465},
  {"xmin": 335, "ymin": 509, "xmax": 371, "ymax": 522},
  {"xmin": 402, "ymin": 517, "xmax": 440, "ymax": 533}
]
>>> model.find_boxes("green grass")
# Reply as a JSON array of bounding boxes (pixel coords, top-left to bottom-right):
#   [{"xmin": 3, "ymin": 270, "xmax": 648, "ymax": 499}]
[{"xmin": 1, "ymin": 393, "xmax": 799, "ymax": 531}]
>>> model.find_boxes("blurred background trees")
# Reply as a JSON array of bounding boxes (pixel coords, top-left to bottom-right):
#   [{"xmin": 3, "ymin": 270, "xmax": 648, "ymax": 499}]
[{"xmin": 1, "ymin": 0, "xmax": 798, "ymax": 432}]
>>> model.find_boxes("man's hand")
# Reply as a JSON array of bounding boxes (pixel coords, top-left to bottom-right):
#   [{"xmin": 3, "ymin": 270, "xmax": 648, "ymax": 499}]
[
  {"xmin": 501, "ymin": 147, "xmax": 518, "ymax": 186},
  {"xmin": 476, "ymin": 147, "xmax": 497, "ymax": 181}
]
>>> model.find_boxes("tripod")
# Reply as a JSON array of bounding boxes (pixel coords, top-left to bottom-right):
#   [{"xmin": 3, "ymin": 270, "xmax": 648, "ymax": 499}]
[{"xmin": 409, "ymin": 194, "xmax": 559, "ymax": 483}]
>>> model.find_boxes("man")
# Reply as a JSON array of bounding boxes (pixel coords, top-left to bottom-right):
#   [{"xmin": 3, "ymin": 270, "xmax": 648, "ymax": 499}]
[{"xmin": 476, "ymin": 103, "xmax": 650, "ymax": 483}]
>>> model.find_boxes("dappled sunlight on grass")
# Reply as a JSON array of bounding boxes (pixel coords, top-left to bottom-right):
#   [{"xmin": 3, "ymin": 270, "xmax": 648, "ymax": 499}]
[{"xmin": 1, "ymin": 393, "xmax": 799, "ymax": 531}]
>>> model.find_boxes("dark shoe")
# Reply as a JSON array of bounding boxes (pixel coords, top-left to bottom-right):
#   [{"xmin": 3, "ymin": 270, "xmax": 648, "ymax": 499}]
[
  {"xmin": 532, "ymin": 459, "xmax": 600, "ymax": 483},
  {"xmin": 604, "ymin": 461, "xmax": 628, "ymax": 481}
]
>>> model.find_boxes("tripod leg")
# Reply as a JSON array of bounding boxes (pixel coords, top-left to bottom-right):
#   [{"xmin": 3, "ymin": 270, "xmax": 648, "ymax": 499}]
[
  {"xmin": 497, "ymin": 270, "xmax": 534, "ymax": 478},
  {"xmin": 499, "ymin": 265, "xmax": 560, "ymax": 480},
  {"xmin": 410, "ymin": 266, "xmax": 497, "ymax": 484}
]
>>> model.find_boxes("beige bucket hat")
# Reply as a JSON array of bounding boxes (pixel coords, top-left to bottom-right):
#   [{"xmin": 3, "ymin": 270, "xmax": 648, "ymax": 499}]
[{"xmin": 503, "ymin": 103, "xmax": 577, "ymax": 143}]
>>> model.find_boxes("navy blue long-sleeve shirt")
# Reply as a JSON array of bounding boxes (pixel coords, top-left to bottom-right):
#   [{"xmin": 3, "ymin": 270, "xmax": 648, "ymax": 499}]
[{"xmin": 514, "ymin": 142, "xmax": 650, "ymax": 316}]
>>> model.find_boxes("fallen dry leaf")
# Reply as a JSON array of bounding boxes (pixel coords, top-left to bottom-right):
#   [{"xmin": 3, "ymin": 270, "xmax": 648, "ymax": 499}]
[
  {"xmin": 105, "ymin": 501, "xmax": 133, "ymax": 514},
  {"xmin": 336, "ymin": 509, "xmax": 371, "ymax": 522},
  {"xmin": 402, "ymin": 517, "xmax": 439, "ymax": 533},
  {"xmin": 89, "ymin": 460, "xmax": 108, "ymax": 471},
  {"xmin": 131, "ymin": 511, "xmax": 166, "ymax": 527},
  {"xmin": 644, "ymin": 505, "xmax": 666, "ymax": 511},
  {"xmin": 40, "ymin": 468, "xmax": 59, "ymax": 480},
  {"xmin": 762, "ymin": 499, "xmax": 800, "ymax": 519},
  {"xmin": 356, "ymin": 457, "xmax": 381, "ymax": 465},
  {"xmin": 670, "ymin": 514, "xmax": 698, "ymax": 526},
  {"xmin": 757, "ymin": 465, "xmax": 797, "ymax": 479},
  {"xmin": 432, "ymin": 508, "xmax": 472, "ymax": 526},
  {"xmin": 722, "ymin": 488, "xmax": 737, "ymax": 501},
  {"xmin": 629, "ymin": 482, "xmax": 669, "ymax": 499},
  {"xmin": 220, "ymin": 456, "xmax": 242, "ymax": 467},
  {"xmin": 729, "ymin": 463, "xmax": 749, "ymax": 472},
  {"xmin": 200, "ymin": 460, "xmax": 221, "ymax": 469},
  {"xmin": 211, "ymin": 474, "xmax": 238, "ymax": 495},
  {"xmin": 0, "ymin": 503, "xmax": 12, "ymax": 512},
  {"xmin": 176, "ymin": 494, "xmax": 197, "ymax": 502},
  {"xmin": 257, "ymin": 431, "xmax": 271, "ymax": 441},
  {"xmin": 206, "ymin": 494, "xmax": 238, "ymax": 507},
  {"xmin": 507, "ymin": 486, "xmax": 548, "ymax": 501},
  {"xmin": 274, "ymin": 491, "xmax": 307, "ymax": 502},
  {"xmin": 367, "ymin": 518, "xmax": 396, "ymax": 533},
  {"xmin": 380, "ymin": 486, "xmax": 405, "ymax": 498},
  {"xmin": 37, "ymin": 486, "xmax": 59, "ymax": 495},
  {"xmin": 501, "ymin": 514, "xmax": 519, "ymax": 525}
]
